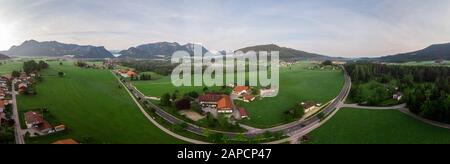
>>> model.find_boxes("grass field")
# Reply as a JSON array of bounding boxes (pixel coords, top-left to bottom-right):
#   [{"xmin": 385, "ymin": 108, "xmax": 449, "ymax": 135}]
[
  {"xmin": 17, "ymin": 61, "xmax": 184, "ymax": 144},
  {"xmin": 133, "ymin": 62, "xmax": 344, "ymax": 128},
  {"xmin": 307, "ymin": 108, "xmax": 450, "ymax": 144},
  {"xmin": 0, "ymin": 60, "xmax": 22, "ymax": 75}
]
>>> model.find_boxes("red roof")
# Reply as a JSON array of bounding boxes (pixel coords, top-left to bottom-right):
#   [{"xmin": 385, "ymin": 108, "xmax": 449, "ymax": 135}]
[
  {"xmin": 239, "ymin": 108, "xmax": 247, "ymax": 116},
  {"xmin": 127, "ymin": 71, "xmax": 136, "ymax": 77},
  {"xmin": 233, "ymin": 86, "xmax": 250, "ymax": 93},
  {"xmin": 37, "ymin": 121, "xmax": 52, "ymax": 131},
  {"xmin": 242, "ymin": 94, "xmax": 255, "ymax": 101},
  {"xmin": 198, "ymin": 93, "xmax": 223, "ymax": 103},
  {"xmin": 217, "ymin": 95, "xmax": 232, "ymax": 110},
  {"xmin": 0, "ymin": 100, "xmax": 4, "ymax": 108},
  {"xmin": 24, "ymin": 111, "xmax": 44, "ymax": 125}
]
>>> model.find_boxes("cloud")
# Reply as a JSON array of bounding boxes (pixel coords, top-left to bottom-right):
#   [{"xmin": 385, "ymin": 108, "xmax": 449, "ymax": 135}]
[{"xmin": 0, "ymin": 0, "xmax": 449, "ymax": 57}]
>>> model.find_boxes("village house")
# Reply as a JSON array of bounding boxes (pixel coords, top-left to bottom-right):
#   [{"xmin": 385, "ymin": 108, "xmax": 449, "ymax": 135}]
[
  {"xmin": 260, "ymin": 88, "xmax": 277, "ymax": 97},
  {"xmin": 242, "ymin": 94, "xmax": 255, "ymax": 102},
  {"xmin": 198, "ymin": 93, "xmax": 234, "ymax": 114},
  {"xmin": 0, "ymin": 90, "xmax": 5, "ymax": 99},
  {"xmin": 232, "ymin": 86, "xmax": 251, "ymax": 95},
  {"xmin": 115, "ymin": 69, "xmax": 137, "ymax": 78},
  {"xmin": 18, "ymin": 83, "xmax": 28, "ymax": 93},
  {"xmin": 393, "ymin": 92, "xmax": 403, "ymax": 101},
  {"xmin": 0, "ymin": 100, "xmax": 4, "ymax": 113},
  {"xmin": 54, "ymin": 124, "xmax": 66, "ymax": 132},
  {"xmin": 238, "ymin": 107, "xmax": 248, "ymax": 119},
  {"xmin": 24, "ymin": 111, "xmax": 52, "ymax": 133},
  {"xmin": 301, "ymin": 101, "xmax": 320, "ymax": 113}
]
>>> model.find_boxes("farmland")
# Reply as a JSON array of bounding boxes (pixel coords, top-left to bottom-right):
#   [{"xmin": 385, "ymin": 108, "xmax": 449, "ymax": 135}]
[
  {"xmin": 0, "ymin": 60, "xmax": 22, "ymax": 75},
  {"xmin": 16, "ymin": 61, "xmax": 183, "ymax": 144},
  {"xmin": 307, "ymin": 108, "xmax": 450, "ymax": 144},
  {"xmin": 133, "ymin": 62, "xmax": 344, "ymax": 128}
]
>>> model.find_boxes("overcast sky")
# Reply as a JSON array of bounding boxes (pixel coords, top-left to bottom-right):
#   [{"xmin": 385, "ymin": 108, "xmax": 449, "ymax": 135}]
[{"xmin": 1, "ymin": 0, "xmax": 450, "ymax": 57}]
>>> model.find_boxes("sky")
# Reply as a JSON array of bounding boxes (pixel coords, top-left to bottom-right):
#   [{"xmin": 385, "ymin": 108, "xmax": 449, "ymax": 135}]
[{"xmin": 0, "ymin": 0, "xmax": 450, "ymax": 57}]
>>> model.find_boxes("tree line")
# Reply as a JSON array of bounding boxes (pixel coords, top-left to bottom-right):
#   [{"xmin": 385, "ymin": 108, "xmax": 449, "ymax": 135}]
[
  {"xmin": 119, "ymin": 60, "xmax": 178, "ymax": 76},
  {"xmin": 345, "ymin": 62, "xmax": 450, "ymax": 123}
]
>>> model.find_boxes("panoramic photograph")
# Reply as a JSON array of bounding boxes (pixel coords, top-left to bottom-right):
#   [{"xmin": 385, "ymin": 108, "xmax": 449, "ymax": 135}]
[{"xmin": 0, "ymin": 0, "xmax": 450, "ymax": 149}]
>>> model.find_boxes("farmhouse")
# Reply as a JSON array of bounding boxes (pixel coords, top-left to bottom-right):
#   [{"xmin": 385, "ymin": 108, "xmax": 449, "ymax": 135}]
[
  {"xmin": 232, "ymin": 86, "xmax": 250, "ymax": 95},
  {"xmin": 198, "ymin": 93, "xmax": 234, "ymax": 113},
  {"xmin": 115, "ymin": 69, "xmax": 137, "ymax": 78},
  {"xmin": 24, "ymin": 111, "xmax": 52, "ymax": 133},
  {"xmin": 52, "ymin": 139, "xmax": 79, "ymax": 144}
]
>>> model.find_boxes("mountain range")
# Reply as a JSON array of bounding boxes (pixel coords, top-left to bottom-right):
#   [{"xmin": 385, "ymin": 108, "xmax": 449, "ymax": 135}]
[
  {"xmin": 119, "ymin": 42, "xmax": 210, "ymax": 59},
  {"xmin": 236, "ymin": 44, "xmax": 333, "ymax": 61},
  {"xmin": 377, "ymin": 43, "xmax": 450, "ymax": 62},
  {"xmin": 2, "ymin": 40, "xmax": 114, "ymax": 58},
  {"xmin": 0, "ymin": 53, "xmax": 9, "ymax": 60},
  {"xmin": 2, "ymin": 39, "xmax": 450, "ymax": 62}
]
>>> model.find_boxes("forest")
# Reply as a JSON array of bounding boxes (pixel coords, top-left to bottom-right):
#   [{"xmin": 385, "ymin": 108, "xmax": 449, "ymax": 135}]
[{"xmin": 345, "ymin": 62, "xmax": 450, "ymax": 123}]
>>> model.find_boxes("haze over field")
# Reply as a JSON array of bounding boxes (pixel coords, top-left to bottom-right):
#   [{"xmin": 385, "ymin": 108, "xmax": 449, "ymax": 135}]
[{"xmin": 1, "ymin": 0, "xmax": 450, "ymax": 57}]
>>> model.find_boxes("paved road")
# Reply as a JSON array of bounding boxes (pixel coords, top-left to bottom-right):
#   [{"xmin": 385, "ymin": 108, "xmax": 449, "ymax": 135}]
[
  {"xmin": 116, "ymin": 66, "xmax": 352, "ymax": 144},
  {"xmin": 113, "ymin": 72, "xmax": 210, "ymax": 144},
  {"xmin": 397, "ymin": 108, "xmax": 450, "ymax": 130},
  {"xmin": 342, "ymin": 103, "xmax": 406, "ymax": 110},
  {"xmin": 11, "ymin": 79, "xmax": 25, "ymax": 144}
]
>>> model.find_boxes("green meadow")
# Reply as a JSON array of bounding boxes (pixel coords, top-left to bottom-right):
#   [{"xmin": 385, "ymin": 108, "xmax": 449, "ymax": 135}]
[
  {"xmin": 0, "ymin": 60, "xmax": 22, "ymax": 75},
  {"xmin": 17, "ymin": 61, "xmax": 183, "ymax": 144},
  {"xmin": 133, "ymin": 61, "xmax": 344, "ymax": 128},
  {"xmin": 307, "ymin": 108, "xmax": 450, "ymax": 144}
]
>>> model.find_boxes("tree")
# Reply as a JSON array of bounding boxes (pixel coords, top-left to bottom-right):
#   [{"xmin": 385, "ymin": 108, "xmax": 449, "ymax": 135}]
[
  {"xmin": 171, "ymin": 90, "xmax": 179, "ymax": 101},
  {"xmin": 322, "ymin": 60, "xmax": 333, "ymax": 66},
  {"xmin": 293, "ymin": 105, "xmax": 305, "ymax": 118},
  {"xmin": 23, "ymin": 60, "xmax": 39, "ymax": 74},
  {"xmin": 140, "ymin": 74, "xmax": 152, "ymax": 81},
  {"xmin": 160, "ymin": 93, "xmax": 172, "ymax": 106},
  {"xmin": 11, "ymin": 70, "xmax": 20, "ymax": 78},
  {"xmin": 185, "ymin": 91, "xmax": 199, "ymax": 98},
  {"xmin": 38, "ymin": 60, "xmax": 49, "ymax": 69},
  {"xmin": 59, "ymin": 62, "xmax": 63, "ymax": 65}
]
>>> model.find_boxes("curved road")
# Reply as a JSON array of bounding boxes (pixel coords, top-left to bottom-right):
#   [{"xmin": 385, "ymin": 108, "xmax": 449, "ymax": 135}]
[{"xmin": 115, "ymin": 66, "xmax": 352, "ymax": 144}]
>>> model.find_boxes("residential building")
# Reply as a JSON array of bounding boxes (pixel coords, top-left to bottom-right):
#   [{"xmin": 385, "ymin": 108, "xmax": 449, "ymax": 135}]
[
  {"xmin": 24, "ymin": 111, "xmax": 52, "ymax": 133},
  {"xmin": 232, "ymin": 86, "xmax": 250, "ymax": 95},
  {"xmin": 198, "ymin": 93, "xmax": 234, "ymax": 113},
  {"xmin": 239, "ymin": 108, "xmax": 248, "ymax": 119},
  {"xmin": 0, "ymin": 100, "xmax": 4, "ymax": 113},
  {"xmin": 242, "ymin": 94, "xmax": 255, "ymax": 102},
  {"xmin": 301, "ymin": 101, "xmax": 318, "ymax": 113}
]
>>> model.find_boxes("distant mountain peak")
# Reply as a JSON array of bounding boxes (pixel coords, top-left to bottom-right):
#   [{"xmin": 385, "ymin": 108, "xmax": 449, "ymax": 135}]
[
  {"xmin": 4, "ymin": 40, "xmax": 114, "ymax": 58},
  {"xmin": 236, "ymin": 44, "xmax": 332, "ymax": 61},
  {"xmin": 0, "ymin": 53, "xmax": 10, "ymax": 60},
  {"xmin": 119, "ymin": 42, "xmax": 210, "ymax": 59},
  {"xmin": 378, "ymin": 42, "xmax": 450, "ymax": 62}
]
